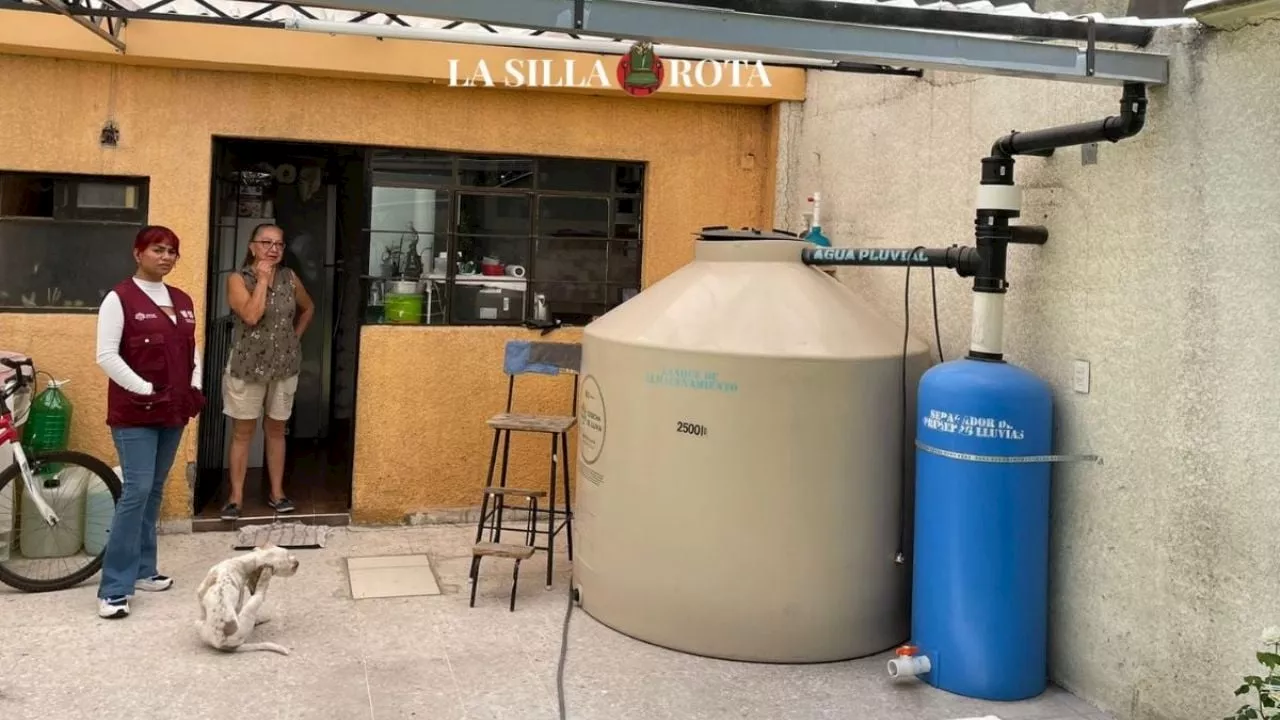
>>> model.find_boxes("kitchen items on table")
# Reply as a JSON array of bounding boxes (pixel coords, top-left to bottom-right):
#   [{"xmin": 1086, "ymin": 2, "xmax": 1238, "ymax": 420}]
[{"xmin": 369, "ymin": 250, "xmax": 532, "ymax": 325}]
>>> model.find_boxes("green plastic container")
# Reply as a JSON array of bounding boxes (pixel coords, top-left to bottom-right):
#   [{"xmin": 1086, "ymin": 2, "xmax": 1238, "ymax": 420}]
[
  {"xmin": 384, "ymin": 293, "xmax": 423, "ymax": 325},
  {"xmin": 25, "ymin": 379, "xmax": 72, "ymax": 455}
]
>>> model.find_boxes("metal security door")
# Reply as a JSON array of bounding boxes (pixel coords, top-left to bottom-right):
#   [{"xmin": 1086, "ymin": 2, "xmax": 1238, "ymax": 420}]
[{"xmin": 194, "ymin": 144, "xmax": 271, "ymax": 513}]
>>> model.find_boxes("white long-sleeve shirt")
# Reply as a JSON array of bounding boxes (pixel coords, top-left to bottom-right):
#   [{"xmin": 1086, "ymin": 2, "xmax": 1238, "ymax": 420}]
[{"xmin": 96, "ymin": 278, "xmax": 203, "ymax": 396}]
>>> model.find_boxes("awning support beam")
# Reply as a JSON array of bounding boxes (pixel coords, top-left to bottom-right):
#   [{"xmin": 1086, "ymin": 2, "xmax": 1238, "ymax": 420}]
[
  {"xmin": 34, "ymin": 0, "xmax": 127, "ymax": 52},
  {"xmin": 632, "ymin": 0, "xmax": 1157, "ymax": 46},
  {"xmin": 290, "ymin": 0, "xmax": 1169, "ymax": 85}
]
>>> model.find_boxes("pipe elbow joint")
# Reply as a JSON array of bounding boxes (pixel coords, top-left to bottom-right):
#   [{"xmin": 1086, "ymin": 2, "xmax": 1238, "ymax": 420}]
[{"xmin": 1107, "ymin": 82, "xmax": 1148, "ymax": 141}]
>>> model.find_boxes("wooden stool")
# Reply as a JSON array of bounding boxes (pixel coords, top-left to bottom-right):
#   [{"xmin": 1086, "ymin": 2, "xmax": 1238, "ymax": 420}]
[{"xmin": 470, "ymin": 340, "xmax": 580, "ymax": 602}]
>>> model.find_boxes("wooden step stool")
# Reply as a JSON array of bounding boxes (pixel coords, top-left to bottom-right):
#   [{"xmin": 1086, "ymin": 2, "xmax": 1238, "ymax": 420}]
[{"xmin": 469, "ymin": 487, "xmax": 542, "ymax": 611}]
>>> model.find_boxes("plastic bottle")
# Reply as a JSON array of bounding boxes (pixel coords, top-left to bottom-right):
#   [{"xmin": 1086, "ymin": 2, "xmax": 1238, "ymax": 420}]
[
  {"xmin": 802, "ymin": 192, "xmax": 833, "ymax": 249},
  {"xmin": 20, "ymin": 465, "xmax": 88, "ymax": 559},
  {"xmin": 24, "ymin": 379, "xmax": 72, "ymax": 454},
  {"xmin": 82, "ymin": 465, "xmax": 121, "ymax": 556},
  {"xmin": 801, "ymin": 192, "xmax": 836, "ymax": 277}
]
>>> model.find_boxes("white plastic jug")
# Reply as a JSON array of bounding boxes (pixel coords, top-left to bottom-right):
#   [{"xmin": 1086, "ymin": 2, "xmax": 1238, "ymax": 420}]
[
  {"xmin": 19, "ymin": 465, "xmax": 88, "ymax": 559},
  {"xmin": 82, "ymin": 466, "xmax": 120, "ymax": 556}
]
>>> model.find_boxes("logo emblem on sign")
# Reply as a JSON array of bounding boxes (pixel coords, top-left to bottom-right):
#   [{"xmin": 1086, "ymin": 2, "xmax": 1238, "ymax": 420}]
[{"xmin": 617, "ymin": 41, "xmax": 665, "ymax": 97}]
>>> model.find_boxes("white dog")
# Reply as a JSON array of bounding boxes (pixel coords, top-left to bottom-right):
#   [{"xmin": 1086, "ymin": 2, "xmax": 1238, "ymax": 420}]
[{"xmin": 194, "ymin": 543, "xmax": 300, "ymax": 655}]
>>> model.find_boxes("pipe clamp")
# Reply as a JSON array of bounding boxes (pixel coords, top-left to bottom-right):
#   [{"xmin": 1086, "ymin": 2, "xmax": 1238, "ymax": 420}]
[{"xmin": 915, "ymin": 439, "xmax": 1103, "ymax": 466}]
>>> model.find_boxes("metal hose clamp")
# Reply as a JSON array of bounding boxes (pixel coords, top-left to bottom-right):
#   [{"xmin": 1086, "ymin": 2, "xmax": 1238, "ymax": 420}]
[{"xmin": 915, "ymin": 439, "xmax": 1103, "ymax": 466}]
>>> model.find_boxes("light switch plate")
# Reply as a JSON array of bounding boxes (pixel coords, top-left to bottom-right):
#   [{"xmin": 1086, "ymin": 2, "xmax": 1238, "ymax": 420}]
[{"xmin": 1073, "ymin": 359, "xmax": 1091, "ymax": 394}]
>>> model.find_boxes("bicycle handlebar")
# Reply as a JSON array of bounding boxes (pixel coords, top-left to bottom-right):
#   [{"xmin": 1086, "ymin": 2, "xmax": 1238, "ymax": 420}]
[{"xmin": 0, "ymin": 356, "xmax": 34, "ymax": 398}]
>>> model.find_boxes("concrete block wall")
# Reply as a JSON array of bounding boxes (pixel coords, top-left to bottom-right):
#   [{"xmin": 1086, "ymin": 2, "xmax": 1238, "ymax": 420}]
[{"xmin": 775, "ymin": 23, "xmax": 1280, "ymax": 720}]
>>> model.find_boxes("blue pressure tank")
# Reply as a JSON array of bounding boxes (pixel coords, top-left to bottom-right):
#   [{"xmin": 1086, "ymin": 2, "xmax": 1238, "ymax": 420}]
[{"xmin": 910, "ymin": 357, "xmax": 1054, "ymax": 701}]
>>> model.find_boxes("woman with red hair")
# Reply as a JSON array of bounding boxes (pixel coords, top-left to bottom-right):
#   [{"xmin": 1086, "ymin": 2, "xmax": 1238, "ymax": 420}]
[{"xmin": 93, "ymin": 225, "xmax": 205, "ymax": 619}]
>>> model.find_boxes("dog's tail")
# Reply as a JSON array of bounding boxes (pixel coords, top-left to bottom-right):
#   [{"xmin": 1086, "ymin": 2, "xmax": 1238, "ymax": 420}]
[{"xmin": 231, "ymin": 642, "xmax": 291, "ymax": 656}]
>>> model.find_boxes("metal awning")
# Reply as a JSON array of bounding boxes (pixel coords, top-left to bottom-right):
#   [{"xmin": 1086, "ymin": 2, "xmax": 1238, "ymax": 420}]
[
  {"xmin": 0, "ymin": 0, "xmax": 1178, "ymax": 85},
  {"xmin": 276, "ymin": 0, "xmax": 1176, "ymax": 85}
]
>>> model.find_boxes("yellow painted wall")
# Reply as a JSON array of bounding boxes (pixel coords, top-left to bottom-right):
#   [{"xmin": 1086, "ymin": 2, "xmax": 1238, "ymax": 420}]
[
  {"xmin": 0, "ymin": 11, "xmax": 806, "ymax": 105},
  {"xmin": 0, "ymin": 52, "xmax": 777, "ymax": 522}
]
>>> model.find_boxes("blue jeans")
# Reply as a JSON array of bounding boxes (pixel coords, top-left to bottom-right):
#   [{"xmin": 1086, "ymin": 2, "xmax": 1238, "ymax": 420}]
[{"xmin": 97, "ymin": 426, "xmax": 184, "ymax": 599}]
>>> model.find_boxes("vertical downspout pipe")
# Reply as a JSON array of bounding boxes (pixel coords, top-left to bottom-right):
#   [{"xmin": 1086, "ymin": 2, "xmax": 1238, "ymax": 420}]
[{"xmin": 969, "ymin": 83, "xmax": 1148, "ymax": 362}]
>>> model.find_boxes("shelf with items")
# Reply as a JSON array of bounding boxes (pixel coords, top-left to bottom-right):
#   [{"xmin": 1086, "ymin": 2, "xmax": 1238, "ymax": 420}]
[
  {"xmin": 451, "ymin": 232, "xmax": 532, "ymax": 284},
  {"xmin": 426, "ymin": 272, "xmax": 528, "ymax": 290},
  {"xmin": 358, "ymin": 272, "xmax": 530, "ymax": 327},
  {"xmin": 359, "ymin": 274, "xmax": 446, "ymax": 326}
]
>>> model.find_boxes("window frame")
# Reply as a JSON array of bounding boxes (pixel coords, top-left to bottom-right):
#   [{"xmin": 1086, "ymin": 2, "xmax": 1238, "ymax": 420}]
[
  {"xmin": 360, "ymin": 150, "xmax": 644, "ymax": 328},
  {"xmin": 0, "ymin": 171, "xmax": 151, "ymax": 315},
  {"xmin": 0, "ymin": 171, "xmax": 149, "ymax": 225}
]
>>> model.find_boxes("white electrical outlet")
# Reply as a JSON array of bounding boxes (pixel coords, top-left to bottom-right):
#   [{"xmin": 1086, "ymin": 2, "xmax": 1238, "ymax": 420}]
[{"xmin": 1073, "ymin": 360, "xmax": 1091, "ymax": 394}]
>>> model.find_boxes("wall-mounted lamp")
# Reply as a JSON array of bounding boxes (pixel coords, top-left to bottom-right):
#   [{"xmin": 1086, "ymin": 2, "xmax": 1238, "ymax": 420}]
[{"xmin": 100, "ymin": 121, "xmax": 120, "ymax": 148}]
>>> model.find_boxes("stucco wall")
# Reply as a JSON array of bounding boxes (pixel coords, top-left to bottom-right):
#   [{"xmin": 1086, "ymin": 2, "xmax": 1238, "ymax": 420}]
[
  {"xmin": 0, "ymin": 53, "xmax": 775, "ymax": 522},
  {"xmin": 775, "ymin": 22, "xmax": 1279, "ymax": 720}
]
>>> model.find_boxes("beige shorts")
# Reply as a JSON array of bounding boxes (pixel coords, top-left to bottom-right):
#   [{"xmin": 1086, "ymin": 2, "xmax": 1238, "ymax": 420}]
[{"xmin": 222, "ymin": 373, "xmax": 299, "ymax": 422}]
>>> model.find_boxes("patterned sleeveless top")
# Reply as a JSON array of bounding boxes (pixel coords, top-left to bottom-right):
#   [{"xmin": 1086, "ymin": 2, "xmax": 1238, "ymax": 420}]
[{"xmin": 227, "ymin": 266, "xmax": 301, "ymax": 382}]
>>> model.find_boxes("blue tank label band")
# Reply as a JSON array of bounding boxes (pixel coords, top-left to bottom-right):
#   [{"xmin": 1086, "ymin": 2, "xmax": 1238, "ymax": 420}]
[
  {"xmin": 922, "ymin": 409, "xmax": 1025, "ymax": 440},
  {"xmin": 916, "ymin": 440, "xmax": 1103, "ymax": 465},
  {"xmin": 645, "ymin": 369, "xmax": 738, "ymax": 393}
]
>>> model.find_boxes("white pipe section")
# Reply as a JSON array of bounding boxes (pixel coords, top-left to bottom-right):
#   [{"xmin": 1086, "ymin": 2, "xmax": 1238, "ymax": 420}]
[
  {"xmin": 280, "ymin": 18, "xmax": 840, "ymax": 69},
  {"xmin": 970, "ymin": 292, "xmax": 1005, "ymax": 356},
  {"xmin": 975, "ymin": 184, "xmax": 1021, "ymax": 213},
  {"xmin": 886, "ymin": 654, "xmax": 931, "ymax": 678}
]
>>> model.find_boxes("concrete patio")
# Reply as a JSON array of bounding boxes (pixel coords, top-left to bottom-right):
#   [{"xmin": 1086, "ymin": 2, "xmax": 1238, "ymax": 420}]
[{"xmin": 0, "ymin": 524, "xmax": 1112, "ymax": 720}]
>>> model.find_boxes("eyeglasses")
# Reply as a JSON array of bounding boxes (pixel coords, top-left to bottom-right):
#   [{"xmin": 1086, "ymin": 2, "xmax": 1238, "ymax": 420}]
[{"xmin": 254, "ymin": 240, "xmax": 285, "ymax": 249}]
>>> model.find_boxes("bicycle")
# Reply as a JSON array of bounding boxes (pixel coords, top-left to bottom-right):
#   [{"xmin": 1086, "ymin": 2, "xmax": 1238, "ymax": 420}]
[{"xmin": 0, "ymin": 355, "xmax": 121, "ymax": 592}]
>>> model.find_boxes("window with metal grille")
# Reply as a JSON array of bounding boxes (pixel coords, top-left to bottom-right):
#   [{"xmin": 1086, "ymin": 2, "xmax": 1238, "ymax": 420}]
[
  {"xmin": 0, "ymin": 172, "xmax": 150, "ymax": 312},
  {"xmin": 362, "ymin": 149, "xmax": 644, "ymax": 327}
]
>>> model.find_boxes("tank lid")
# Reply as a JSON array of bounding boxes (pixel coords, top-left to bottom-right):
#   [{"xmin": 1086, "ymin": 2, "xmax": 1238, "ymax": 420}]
[{"xmin": 698, "ymin": 226, "xmax": 802, "ymax": 242}]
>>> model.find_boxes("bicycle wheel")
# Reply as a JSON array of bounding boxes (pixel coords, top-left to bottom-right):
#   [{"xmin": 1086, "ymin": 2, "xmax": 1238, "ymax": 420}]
[{"xmin": 0, "ymin": 450, "xmax": 121, "ymax": 593}]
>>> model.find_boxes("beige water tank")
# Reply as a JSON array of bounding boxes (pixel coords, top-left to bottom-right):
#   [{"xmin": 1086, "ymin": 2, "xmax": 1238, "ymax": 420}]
[{"xmin": 573, "ymin": 229, "xmax": 931, "ymax": 663}]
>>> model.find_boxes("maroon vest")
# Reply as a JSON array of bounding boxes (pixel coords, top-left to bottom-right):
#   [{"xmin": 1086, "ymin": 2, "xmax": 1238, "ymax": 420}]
[{"xmin": 106, "ymin": 279, "xmax": 201, "ymax": 428}]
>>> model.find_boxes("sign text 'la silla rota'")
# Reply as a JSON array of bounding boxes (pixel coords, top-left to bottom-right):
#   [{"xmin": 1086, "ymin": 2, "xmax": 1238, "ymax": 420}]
[{"xmin": 447, "ymin": 41, "xmax": 773, "ymax": 96}]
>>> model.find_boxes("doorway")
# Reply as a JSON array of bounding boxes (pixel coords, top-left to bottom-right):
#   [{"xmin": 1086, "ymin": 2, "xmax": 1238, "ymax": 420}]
[{"xmin": 194, "ymin": 137, "xmax": 367, "ymax": 529}]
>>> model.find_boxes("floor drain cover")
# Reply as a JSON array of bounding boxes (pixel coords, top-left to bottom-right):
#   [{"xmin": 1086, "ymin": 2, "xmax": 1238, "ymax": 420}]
[
  {"xmin": 347, "ymin": 554, "xmax": 442, "ymax": 599},
  {"xmin": 234, "ymin": 522, "xmax": 330, "ymax": 550}
]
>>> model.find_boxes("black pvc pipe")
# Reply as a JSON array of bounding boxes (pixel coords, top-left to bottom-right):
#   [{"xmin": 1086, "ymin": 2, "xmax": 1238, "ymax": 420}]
[
  {"xmin": 802, "ymin": 245, "xmax": 981, "ymax": 276},
  {"xmin": 1010, "ymin": 225, "xmax": 1049, "ymax": 245},
  {"xmin": 990, "ymin": 83, "xmax": 1148, "ymax": 159}
]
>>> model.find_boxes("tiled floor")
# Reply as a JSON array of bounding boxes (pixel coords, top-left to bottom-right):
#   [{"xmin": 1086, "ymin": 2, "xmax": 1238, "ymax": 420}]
[{"xmin": 0, "ymin": 525, "xmax": 1114, "ymax": 720}]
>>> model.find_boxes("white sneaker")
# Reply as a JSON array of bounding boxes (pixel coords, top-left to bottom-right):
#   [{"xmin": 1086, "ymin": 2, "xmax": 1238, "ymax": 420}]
[
  {"xmin": 135, "ymin": 574, "xmax": 174, "ymax": 592},
  {"xmin": 98, "ymin": 596, "xmax": 130, "ymax": 619}
]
